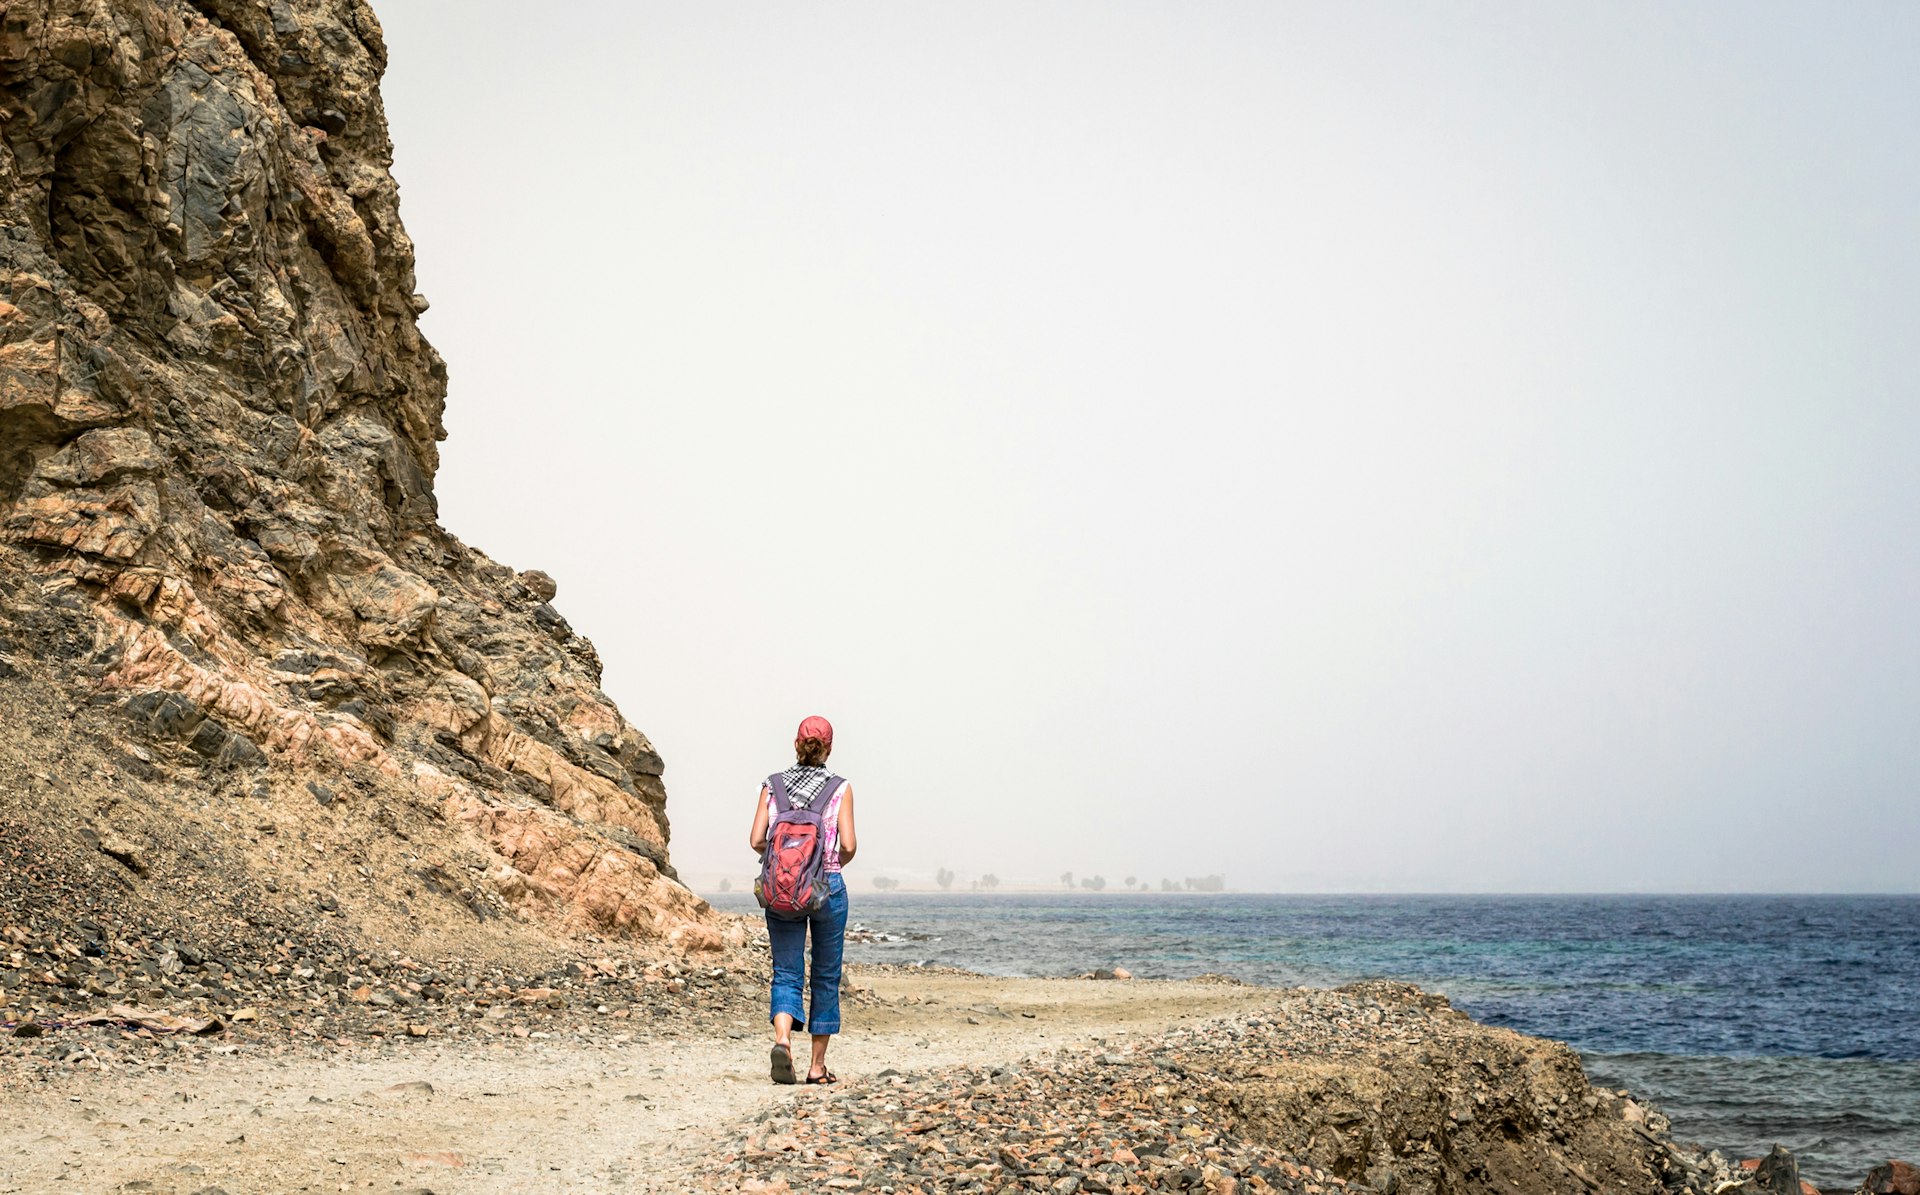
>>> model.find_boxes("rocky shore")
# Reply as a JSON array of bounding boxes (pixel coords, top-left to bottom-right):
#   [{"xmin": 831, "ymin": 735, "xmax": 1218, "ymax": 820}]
[
  {"xmin": 6, "ymin": 963, "xmax": 1903, "ymax": 1195},
  {"xmin": 686, "ymin": 979, "xmax": 1747, "ymax": 1195}
]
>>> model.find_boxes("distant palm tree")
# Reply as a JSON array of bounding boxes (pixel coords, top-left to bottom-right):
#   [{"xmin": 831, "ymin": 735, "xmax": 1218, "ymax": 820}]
[
  {"xmin": 936, "ymin": 867, "xmax": 955, "ymax": 890},
  {"xmin": 1060, "ymin": 871, "xmax": 1074, "ymax": 889}
]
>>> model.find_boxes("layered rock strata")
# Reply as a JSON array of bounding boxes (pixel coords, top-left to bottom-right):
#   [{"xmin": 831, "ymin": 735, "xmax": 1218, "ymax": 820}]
[{"xmin": 0, "ymin": 0, "xmax": 730, "ymax": 951}]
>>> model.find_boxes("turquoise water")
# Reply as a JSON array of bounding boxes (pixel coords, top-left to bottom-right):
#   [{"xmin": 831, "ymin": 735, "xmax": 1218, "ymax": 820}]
[{"xmin": 706, "ymin": 892, "xmax": 1920, "ymax": 1186}]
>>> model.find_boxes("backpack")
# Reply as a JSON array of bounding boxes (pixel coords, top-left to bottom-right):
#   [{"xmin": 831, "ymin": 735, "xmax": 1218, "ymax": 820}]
[{"xmin": 754, "ymin": 772, "xmax": 842, "ymax": 921}]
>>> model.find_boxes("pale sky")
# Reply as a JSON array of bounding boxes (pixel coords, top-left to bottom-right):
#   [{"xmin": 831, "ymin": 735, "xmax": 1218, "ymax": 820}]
[{"xmin": 373, "ymin": 2, "xmax": 1919, "ymax": 893}]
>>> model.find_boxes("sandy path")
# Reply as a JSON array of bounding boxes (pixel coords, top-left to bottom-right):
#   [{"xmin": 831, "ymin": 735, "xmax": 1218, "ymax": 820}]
[{"xmin": 0, "ymin": 975, "xmax": 1274, "ymax": 1193}]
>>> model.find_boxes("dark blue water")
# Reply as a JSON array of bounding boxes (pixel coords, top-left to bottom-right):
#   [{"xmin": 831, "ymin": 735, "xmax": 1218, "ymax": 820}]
[{"xmin": 705, "ymin": 892, "xmax": 1920, "ymax": 1185}]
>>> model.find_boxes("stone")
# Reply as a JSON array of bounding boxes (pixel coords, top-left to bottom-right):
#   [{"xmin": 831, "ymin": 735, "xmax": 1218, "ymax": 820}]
[
  {"xmin": 1864, "ymin": 1161, "xmax": 1920, "ymax": 1195},
  {"xmin": 1751, "ymin": 1146, "xmax": 1803, "ymax": 1195},
  {"xmin": 124, "ymin": 691, "xmax": 204, "ymax": 740},
  {"xmin": 98, "ymin": 836, "xmax": 147, "ymax": 876},
  {"xmin": 217, "ymin": 731, "xmax": 269, "ymax": 770},
  {"xmin": 519, "ymin": 570, "xmax": 558, "ymax": 602}
]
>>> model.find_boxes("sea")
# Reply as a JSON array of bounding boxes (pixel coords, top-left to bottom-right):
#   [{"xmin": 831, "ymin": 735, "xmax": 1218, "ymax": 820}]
[{"xmin": 704, "ymin": 892, "xmax": 1920, "ymax": 1188}]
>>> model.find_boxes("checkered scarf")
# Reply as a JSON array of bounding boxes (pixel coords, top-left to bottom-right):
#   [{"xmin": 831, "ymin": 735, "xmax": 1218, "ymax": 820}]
[{"xmin": 777, "ymin": 764, "xmax": 837, "ymax": 808}]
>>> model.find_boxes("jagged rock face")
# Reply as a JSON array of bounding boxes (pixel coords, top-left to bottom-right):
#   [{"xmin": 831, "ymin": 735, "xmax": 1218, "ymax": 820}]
[{"xmin": 0, "ymin": 0, "xmax": 729, "ymax": 951}]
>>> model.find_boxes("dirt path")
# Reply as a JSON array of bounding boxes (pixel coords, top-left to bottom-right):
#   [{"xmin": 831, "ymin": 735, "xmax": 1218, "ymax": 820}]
[{"xmin": 0, "ymin": 975, "xmax": 1274, "ymax": 1193}]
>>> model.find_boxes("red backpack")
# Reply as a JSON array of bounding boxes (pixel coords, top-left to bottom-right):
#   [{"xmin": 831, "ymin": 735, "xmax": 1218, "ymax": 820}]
[{"xmin": 755, "ymin": 772, "xmax": 841, "ymax": 920}]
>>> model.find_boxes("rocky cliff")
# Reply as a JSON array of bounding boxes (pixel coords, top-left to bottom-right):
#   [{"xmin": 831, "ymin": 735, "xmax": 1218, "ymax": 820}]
[{"xmin": 0, "ymin": 0, "xmax": 731, "ymax": 961}]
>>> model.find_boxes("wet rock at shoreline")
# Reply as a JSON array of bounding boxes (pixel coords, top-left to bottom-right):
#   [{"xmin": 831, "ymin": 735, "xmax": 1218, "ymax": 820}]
[
  {"xmin": 1741, "ymin": 1145, "xmax": 1811, "ymax": 1195},
  {"xmin": 1862, "ymin": 1160, "xmax": 1920, "ymax": 1195}
]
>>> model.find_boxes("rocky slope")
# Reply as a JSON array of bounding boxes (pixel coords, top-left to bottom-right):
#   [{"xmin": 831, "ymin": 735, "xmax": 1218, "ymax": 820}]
[{"xmin": 0, "ymin": 0, "xmax": 733, "ymax": 971}]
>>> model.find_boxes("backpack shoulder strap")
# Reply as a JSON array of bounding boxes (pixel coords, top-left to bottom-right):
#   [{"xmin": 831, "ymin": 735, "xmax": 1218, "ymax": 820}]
[
  {"xmin": 818, "ymin": 774, "xmax": 845, "ymax": 808},
  {"xmin": 766, "ymin": 773, "xmax": 794, "ymax": 815}
]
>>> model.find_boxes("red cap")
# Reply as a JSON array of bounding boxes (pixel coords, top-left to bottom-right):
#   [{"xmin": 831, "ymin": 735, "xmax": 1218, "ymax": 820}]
[{"xmin": 796, "ymin": 715, "xmax": 834, "ymax": 746}]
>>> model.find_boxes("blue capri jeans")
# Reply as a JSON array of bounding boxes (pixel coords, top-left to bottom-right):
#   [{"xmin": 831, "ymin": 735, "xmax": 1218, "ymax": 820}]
[{"xmin": 766, "ymin": 872, "xmax": 848, "ymax": 1035}]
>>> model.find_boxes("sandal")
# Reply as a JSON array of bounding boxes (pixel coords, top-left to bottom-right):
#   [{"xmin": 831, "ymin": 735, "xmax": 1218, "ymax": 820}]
[
  {"xmin": 804, "ymin": 1069, "xmax": 838, "ymax": 1085},
  {"xmin": 770, "ymin": 1043, "xmax": 796, "ymax": 1085}
]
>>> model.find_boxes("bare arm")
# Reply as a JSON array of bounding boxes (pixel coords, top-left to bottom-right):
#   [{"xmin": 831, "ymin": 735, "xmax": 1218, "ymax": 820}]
[
  {"xmin": 749, "ymin": 785, "xmax": 770, "ymax": 854},
  {"xmin": 836, "ymin": 784, "xmax": 857, "ymax": 867}
]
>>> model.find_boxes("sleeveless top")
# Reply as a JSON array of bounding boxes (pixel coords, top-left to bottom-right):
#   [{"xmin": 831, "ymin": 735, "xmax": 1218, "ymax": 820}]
[{"xmin": 764, "ymin": 765, "xmax": 849, "ymax": 874}]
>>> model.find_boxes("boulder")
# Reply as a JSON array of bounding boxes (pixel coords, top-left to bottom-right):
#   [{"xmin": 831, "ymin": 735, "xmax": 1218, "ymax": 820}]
[
  {"xmin": 1739, "ymin": 1146, "xmax": 1811, "ymax": 1195},
  {"xmin": 519, "ymin": 569, "xmax": 558, "ymax": 602},
  {"xmin": 1862, "ymin": 1161, "xmax": 1920, "ymax": 1195}
]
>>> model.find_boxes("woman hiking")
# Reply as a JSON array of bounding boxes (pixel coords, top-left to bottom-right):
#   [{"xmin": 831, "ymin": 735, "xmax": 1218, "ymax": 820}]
[{"xmin": 750, "ymin": 715, "xmax": 857, "ymax": 1085}]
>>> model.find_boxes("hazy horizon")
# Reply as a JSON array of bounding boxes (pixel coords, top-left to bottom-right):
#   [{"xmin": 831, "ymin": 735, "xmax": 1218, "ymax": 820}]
[
  {"xmin": 696, "ymin": 882, "xmax": 1920, "ymax": 897},
  {"xmin": 374, "ymin": 2, "xmax": 1920, "ymax": 895}
]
